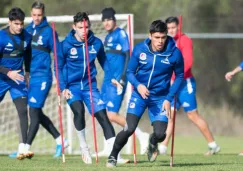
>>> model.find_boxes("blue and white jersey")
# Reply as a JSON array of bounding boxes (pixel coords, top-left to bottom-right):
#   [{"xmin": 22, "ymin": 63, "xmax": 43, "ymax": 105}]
[
  {"xmin": 127, "ymin": 36, "xmax": 184, "ymax": 101},
  {"xmin": 58, "ymin": 30, "xmax": 106, "ymax": 91},
  {"xmin": 103, "ymin": 27, "xmax": 129, "ymax": 82}
]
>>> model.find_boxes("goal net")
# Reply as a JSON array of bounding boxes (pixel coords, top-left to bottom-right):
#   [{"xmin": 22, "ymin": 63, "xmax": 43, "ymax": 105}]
[{"xmin": 0, "ymin": 14, "xmax": 134, "ymax": 155}]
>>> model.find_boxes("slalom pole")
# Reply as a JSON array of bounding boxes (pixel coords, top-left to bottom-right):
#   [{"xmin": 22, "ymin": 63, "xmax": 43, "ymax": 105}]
[
  {"xmin": 83, "ymin": 19, "xmax": 99, "ymax": 164},
  {"xmin": 128, "ymin": 15, "xmax": 137, "ymax": 164},
  {"xmin": 52, "ymin": 22, "xmax": 65, "ymax": 163}
]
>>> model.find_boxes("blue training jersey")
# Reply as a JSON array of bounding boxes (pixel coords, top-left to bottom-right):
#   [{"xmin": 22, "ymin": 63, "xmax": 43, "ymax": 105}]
[
  {"xmin": 26, "ymin": 17, "xmax": 62, "ymax": 78},
  {"xmin": 0, "ymin": 28, "xmax": 32, "ymax": 79},
  {"xmin": 57, "ymin": 30, "xmax": 106, "ymax": 91},
  {"xmin": 103, "ymin": 27, "xmax": 129, "ymax": 82},
  {"xmin": 127, "ymin": 36, "xmax": 184, "ymax": 101}
]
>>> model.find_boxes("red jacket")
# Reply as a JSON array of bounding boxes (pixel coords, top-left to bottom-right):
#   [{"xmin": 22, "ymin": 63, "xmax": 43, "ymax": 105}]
[{"xmin": 172, "ymin": 33, "xmax": 194, "ymax": 80}]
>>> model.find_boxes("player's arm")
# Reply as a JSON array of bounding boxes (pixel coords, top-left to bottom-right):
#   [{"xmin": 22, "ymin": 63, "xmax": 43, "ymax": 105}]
[
  {"xmin": 23, "ymin": 37, "xmax": 32, "ymax": 87},
  {"xmin": 225, "ymin": 62, "xmax": 243, "ymax": 82},
  {"xmin": 166, "ymin": 50, "xmax": 184, "ymax": 102},
  {"xmin": 54, "ymin": 41, "xmax": 67, "ymax": 92},
  {"xmin": 119, "ymin": 30, "xmax": 130, "ymax": 86},
  {"xmin": 0, "ymin": 38, "xmax": 11, "ymax": 75},
  {"xmin": 180, "ymin": 37, "xmax": 193, "ymax": 74}
]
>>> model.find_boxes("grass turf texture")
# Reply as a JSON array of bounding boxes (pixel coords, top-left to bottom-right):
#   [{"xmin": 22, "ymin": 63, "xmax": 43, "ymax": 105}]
[{"xmin": 0, "ymin": 136, "xmax": 243, "ymax": 171}]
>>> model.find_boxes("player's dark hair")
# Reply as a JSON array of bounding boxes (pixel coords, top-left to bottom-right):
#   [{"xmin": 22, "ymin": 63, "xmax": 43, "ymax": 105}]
[
  {"xmin": 31, "ymin": 1, "xmax": 45, "ymax": 14},
  {"xmin": 149, "ymin": 20, "xmax": 167, "ymax": 34},
  {"xmin": 165, "ymin": 16, "xmax": 179, "ymax": 25},
  {"xmin": 73, "ymin": 12, "xmax": 91, "ymax": 27},
  {"xmin": 8, "ymin": 7, "xmax": 25, "ymax": 21}
]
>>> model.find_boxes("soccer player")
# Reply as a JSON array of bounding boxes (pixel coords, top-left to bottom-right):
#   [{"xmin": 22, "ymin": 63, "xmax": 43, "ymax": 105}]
[
  {"xmin": 0, "ymin": 7, "xmax": 32, "ymax": 160},
  {"xmin": 106, "ymin": 20, "xmax": 184, "ymax": 167},
  {"xmin": 57, "ymin": 12, "xmax": 116, "ymax": 164},
  {"xmin": 225, "ymin": 62, "xmax": 243, "ymax": 156},
  {"xmin": 158, "ymin": 16, "xmax": 220, "ymax": 155},
  {"xmin": 24, "ymin": 1, "xmax": 68, "ymax": 158},
  {"xmin": 99, "ymin": 7, "xmax": 149, "ymax": 157}
]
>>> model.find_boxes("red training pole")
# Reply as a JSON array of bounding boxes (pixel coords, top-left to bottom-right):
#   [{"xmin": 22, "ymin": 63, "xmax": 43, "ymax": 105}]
[
  {"xmin": 170, "ymin": 15, "xmax": 182, "ymax": 168},
  {"xmin": 83, "ymin": 19, "xmax": 98, "ymax": 164},
  {"xmin": 128, "ymin": 15, "xmax": 137, "ymax": 164},
  {"xmin": 52, "ymin": 22, "xmax": 65, "ymax": 163}
]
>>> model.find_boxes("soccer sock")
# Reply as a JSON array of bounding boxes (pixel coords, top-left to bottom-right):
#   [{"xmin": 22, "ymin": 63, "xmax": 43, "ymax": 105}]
[
  {"xmin": 18, "ymin": 143, "xmax": 25, "ymax": 154},
  {"xmin": 208, "ymin": 141, "xmax": 217, "ymax": 148},
  {"xmin": 76, "ymin": 129, "xmax": 88, "ymax": 149},
  {"xmin": 39, "ymin": 110, "xmax": 60, "ymax": 139},
  {"xmin": 25, "ymin": 144, "xmax": 31, "ymax": 151},
  {"xmin": 135, "ymin": 127, "xmax": 143, "ymax": 142},
  {"xmin": 55, "ymin": 136, "xmax": 62, "ymax": 145}
]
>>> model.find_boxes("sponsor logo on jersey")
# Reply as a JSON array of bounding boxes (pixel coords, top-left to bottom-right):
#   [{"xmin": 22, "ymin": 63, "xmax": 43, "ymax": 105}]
[
  {"xmin": 139, "ymin": 53, "xmax": 147, "ymax": 60},
  {"xmin": 116, "ymin": 44, "xmax": 122, "ymax": 50},
  {"xmin": 89, "ymin": 45, "xmax": 97, "ymax": 54},
  {"xmin": 37, "ymin": 36, "xmax": 43, "ymax": 45},
  {"xmin": 6, "ymin": 43, "xmax": 13, "ymax": 47},
  {"xmin": 161, "ymin": 57, "xmax": 170, "ymax": 64}
]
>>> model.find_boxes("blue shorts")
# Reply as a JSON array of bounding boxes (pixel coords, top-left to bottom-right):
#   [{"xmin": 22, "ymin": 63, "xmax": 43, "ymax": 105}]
[
  {"xmin": 0, "ymin": 78, "xmax": 27, "ymax": 102},
  {"xmin": 28, "ymin": 77, "xmax": 52, "ymax": 108},
  {"xmin": 67, "ymin": 85, "xmax": 106, "ymax": 114},
  {"xmin": 127, "ymin": 91, "xmax": 168, "ymax": 123},
  {"xmin": 171, "ymin": 77, "xmax": 197, "ymax": 112},
  {"xmin": 101, "ymin": 81, "xmax": 126, "ymax": 113}
]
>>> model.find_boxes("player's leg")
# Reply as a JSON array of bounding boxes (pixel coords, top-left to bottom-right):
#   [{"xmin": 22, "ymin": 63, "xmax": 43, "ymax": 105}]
[
  {"xmin": 159, "ymin": 98, "xmax": 181, "ymax": 154},
  {"xmin": 106, "ymin": 92, "xmax": 146, "ymax": 168},
  {"xmin": 148, "ymin": 121, "xmax": 168, "ymax": 162},
  {"xmin": 103, "ymin": 82, "xmax": 149, "ymax": 155},
  {"xmin": 183, "ymin": 78, "xmax": 220, "ymax": 155},
  {"xmin": 39, "ymin": 109, "xmax": 69, "ymax": 157},
  {"xmin": 147, "ymin": 97, "xmax": 168, "ymax": 162},
  {"xmin": 69, "ymin": 100, "xmax": 91, "ymax": 162},
  {"xmin": 10, "ymin": 80, "xmax": 28, "ymax": 160}
]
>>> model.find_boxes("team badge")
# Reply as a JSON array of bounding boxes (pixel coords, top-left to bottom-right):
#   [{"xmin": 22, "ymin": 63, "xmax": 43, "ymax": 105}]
[
  {"xmin": 139, "ymin": 53, "xmax": 147, "ymax": 60},
  {"xmin": 70, "ymin": 48, "xmax": 77, "ymax": 55}
]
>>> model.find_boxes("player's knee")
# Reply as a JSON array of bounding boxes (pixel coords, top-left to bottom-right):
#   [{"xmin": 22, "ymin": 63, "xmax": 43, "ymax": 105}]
[
  {"xmin": 187, "ymin": 110, "xmax": 198, "ymax": 121},
  {"xmin": 154, "ymin": 131, "xmax": 166, "ymax": 142},
  {"xmin": 13, "ymin": 97, "xmax": 28, "ymax": 117},
  {"xmin": 107, "ymin": 111, "xmax": 116, "ymax": 122}
]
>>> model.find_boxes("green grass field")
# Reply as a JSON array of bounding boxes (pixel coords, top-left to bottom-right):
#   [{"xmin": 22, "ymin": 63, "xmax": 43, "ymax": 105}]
[{"xmin": 0, "ymin": 136, "xmax": 243, "ymax": 171}]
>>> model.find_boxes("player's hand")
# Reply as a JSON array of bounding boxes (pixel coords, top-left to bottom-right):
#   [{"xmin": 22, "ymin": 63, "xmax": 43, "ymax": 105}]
[
  {"xmin": 7, "ymin": 70, "xmax": 24, "ymax": 85},
  {"xmin": 111, "ymin": 79, "xmax": 123, "ymax": 95},
  {"xmin": 225, "ymin": 71, "xmax": 234, "ymax": 82},
  {"xmin": 162, "ymin": 100, "xmax": 171, "ymax": 119},
  {"xmin": 137, "ymin": 84, "xmax": 150, "ymax": 99},
  {"xmin": 62, "ymin": 89, "xmax": 73, "ymax": 99},
  {"xmin": 25, "ymin": 72, "xmax": 30, "ymax": 88}
]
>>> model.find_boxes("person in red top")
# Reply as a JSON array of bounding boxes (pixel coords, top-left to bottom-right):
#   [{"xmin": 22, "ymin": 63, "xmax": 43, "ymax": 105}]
[{"xmin": 159, "ymin": 17, "xmax": 220, "ymax": 155}]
